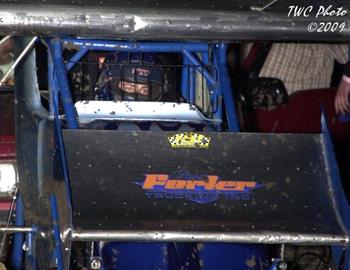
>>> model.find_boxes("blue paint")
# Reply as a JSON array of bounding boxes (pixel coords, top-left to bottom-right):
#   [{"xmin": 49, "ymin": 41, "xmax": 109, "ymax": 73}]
[
  {"xmin": 268, "ymin": 259, "xmax": 280, "ymax": 270},
  {"xmin": 100, "ymin": 242, "xmax": 272, "ymax": 270},
  {"xmin": 50, "ymin": 195, "xmax": 64, "ymax": 270},
  {"xmin": 201, "ymin": 52, "xmax": 209, "ymax": 67},
  {"xmin": 52, "ymin": 66, "xmax": 73, "ymax": 208},
  {"xmin": 48, "ymin": 54, "xmax": 55, "ymax": 116},
  {"xmin": 183, "ymin": 50, "xmax": 216, "ymax": 85},
  {"xmin": 26, "ymin": 225, "xmax": 38, "ymax": 270},
  {"xmin": 181, "ymin": 55, "xmax": 190, "ymax": 101},
  {"xmin": 321, "ymin": 112, "xmax": 350, "ymax": 268},
  {"xmin": 197, "ymin": 243, "xmax": 271, "ymax": 270},
  {"xmin": 11, "ymin": 194, "xmax": 24, "ymax": 270},
  {"xmin": 214, "ymin": 44, "xmax": 240, "ymax": 131},
  {"xmin": 101, "ymin": 242, "xmax": 200, "ymax": 270},
  {"xmin": 49, "ymin": 38, "xmax": 78, "ymax": 129},
  {"xmin": 63, "ymin": 38, "xmax": 209, "ymax": 52},
  {"xmin": 211, "ymin": 46, "xmax": 222, "ymax": 124},
  {"xmin": 189, "ymin": 62, "xmax": 196, "ymax": 105},
  {"xmin": 338, "ymin": 112, "xmax": 350, "ymax": 122},
  {"xmin": 66, "ymin": 48, "xmax": 89, "ymax": 72}
]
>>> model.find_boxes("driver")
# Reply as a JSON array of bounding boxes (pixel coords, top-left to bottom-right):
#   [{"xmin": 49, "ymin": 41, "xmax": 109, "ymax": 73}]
[{"xmin": 95, "ymin": 52, "xmax": 179, "ymax": 102}]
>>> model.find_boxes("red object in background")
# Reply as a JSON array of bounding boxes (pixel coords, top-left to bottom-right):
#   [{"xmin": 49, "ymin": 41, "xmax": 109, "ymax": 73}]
[
  {"xmin": 0, "ymin": 92, "xmax": 16, "ymax": 212},
  {"xmin": 0, "ymin": 201, "xmax": 12, "ymax": 212},
  {"xmin": 0, "ymin": 92, "xmax": 15, "ymax": 160},
  {"xmin": 0, "ymin": 92, "xmax": 14, "ymax": 137},
  {"xmin": 243, "ymin": 42, "xmax": 261, "ymax": 72},
  {"xmin": 0, "ymin": 135, "xmax": 15, "ymax": 161},
  {"xmin": 0, "ymin": 135, "xmax": 15, "ymax": 212},
  {"xmin": 244, "ymin": 88, "xmax": 350, "ymax": 141}
]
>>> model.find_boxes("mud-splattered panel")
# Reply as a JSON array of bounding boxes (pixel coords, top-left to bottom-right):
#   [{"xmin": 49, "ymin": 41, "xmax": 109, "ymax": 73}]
[{"xmin": 64, "ymin": 129, "xmax": 345, "ymax": 238}]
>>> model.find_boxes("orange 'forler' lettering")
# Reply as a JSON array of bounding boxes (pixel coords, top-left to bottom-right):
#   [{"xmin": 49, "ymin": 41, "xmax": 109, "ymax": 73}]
[{"xmin": 142, "ymin": 174, "xmax": 257, "ymax": 191}]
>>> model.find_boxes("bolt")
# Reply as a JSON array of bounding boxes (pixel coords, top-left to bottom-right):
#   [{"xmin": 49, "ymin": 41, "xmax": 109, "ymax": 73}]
[
  {"xmin": 278, "ymin": 261, "xmax": 288, "ymax": 270},
  {"xmin": 90, "ymin": 259, "xmax": 101, "ymax": 270},
  {"xmin": 22, "ymin": 242, "xmax": 29, "ymax": 251}
]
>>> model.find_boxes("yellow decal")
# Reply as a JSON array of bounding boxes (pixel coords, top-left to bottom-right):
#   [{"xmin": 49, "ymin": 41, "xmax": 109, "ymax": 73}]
[{"xmin": 168, "ymin": 132, "xmax": 211, "ymax": 148}]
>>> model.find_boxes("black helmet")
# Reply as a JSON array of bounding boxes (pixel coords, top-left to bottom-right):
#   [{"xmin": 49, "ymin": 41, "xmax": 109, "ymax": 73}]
[{"xmin": 96, "ymin": 52, "xmax": 164, "ymax": 101}]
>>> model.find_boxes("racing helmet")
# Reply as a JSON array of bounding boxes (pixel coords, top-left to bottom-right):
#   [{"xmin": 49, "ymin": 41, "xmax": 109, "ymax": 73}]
[{"xmin": 96, "ymin": 52, "xmax": 165, "ymax": 101}]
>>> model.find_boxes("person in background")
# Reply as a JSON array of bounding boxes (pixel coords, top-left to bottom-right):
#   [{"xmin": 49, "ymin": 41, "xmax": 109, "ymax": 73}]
[
  {"xmin": 242, "ymin": 43, "xmax": 349, "ymax": 115},
  {"xmin": 258, "ymin": 44, "xmax": 348, "ymax": 96},
  {"xmin": 334, "ymin": 61, "xmax": 350, "ymax": 115},
  {"xmin": 0, "ymin": 37, "xmax": 14, "ymax": 87}
]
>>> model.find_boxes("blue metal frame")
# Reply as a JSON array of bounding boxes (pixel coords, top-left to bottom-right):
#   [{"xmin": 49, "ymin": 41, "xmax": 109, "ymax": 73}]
[
  {"xmin": 52, "ymin": 74, "xmax": 73, "ymax": 208},
  {"xmin": 11, "ymin": 194, "xmax": 24, "ymax": 270},
  {"xmin": 26, "ymin": 226, "xmax": 38, "ymax": 270},
  {"xmin": 66, "ymin": 48, "xmax": 89, "ymax": 72},
  {"xmin": 182, "ymin": 50, "xmax": 216, "ymax": 85},
  {"xmin": 181, "ymin": 55, "xmax": 190, "ymax": 100},
  {"xmin": 11, "ymin": 202, "xmax": 38, "ymax": 270},
  {"xmin": 49, "ymin": 39, "xmax": 78, "ymax": 129},
  {"xmin": 50, "ymin": 37, "xmax": 240, "ymax": 131},
  {"xmin": 215, "ymin": 44, "xmax": 240, "ymax": 131},
  {"xmin": 63, "ymin": 38, "xmax": 209, "ymax": 53},
  {"xmin": 50, "ymin": 195, "xmax": 64, "ymax": 270},
  {"xmin": 321, "ymin": 113, "xmax": 350, "ymax": 268},
  {"xmin": 189, "ymin": 61, "xmax": 196, "ymax": 104}
]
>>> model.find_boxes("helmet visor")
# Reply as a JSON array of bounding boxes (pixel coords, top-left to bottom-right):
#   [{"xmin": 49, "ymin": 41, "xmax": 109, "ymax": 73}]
[{"xmin": 111, "ymin": 79, "xmax": 162, "ymax": 101}]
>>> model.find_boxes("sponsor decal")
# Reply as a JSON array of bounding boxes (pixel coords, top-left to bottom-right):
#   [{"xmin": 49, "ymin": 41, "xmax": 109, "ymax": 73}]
[
  {"xmin": 168, "ymin": 132, "xmax": 211, "ymax": 149},
  {"xmin": 135, "ymin": 170, "xmax": 263, "ymax": 204}
]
